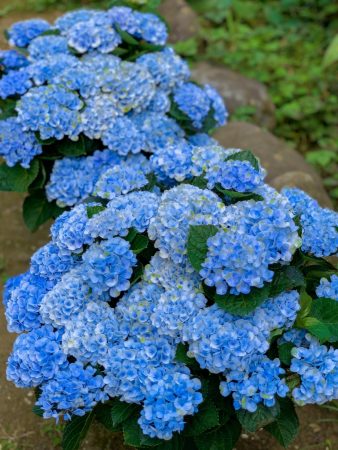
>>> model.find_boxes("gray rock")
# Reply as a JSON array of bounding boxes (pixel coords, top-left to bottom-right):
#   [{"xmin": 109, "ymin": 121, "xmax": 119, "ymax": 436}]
[
  {"xmin": 159, "ymin": 0, "xmax": 200, "ymax": 43},
  {"xmin": 214, "ymin": 122, "xmax": 332, "ymax": 208},
  {"xmin": 192, "ymin": 62, "xmax": 276, "ymax": 130}
]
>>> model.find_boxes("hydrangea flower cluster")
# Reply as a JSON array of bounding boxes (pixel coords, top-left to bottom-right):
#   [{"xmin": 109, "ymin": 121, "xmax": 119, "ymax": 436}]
[
  {"xmin": 0, "ymin": 7, "xmax": 228, "ymax": 223},
  {"xmin": 5, "ymin": 143, "xmax": 338, "ymax": 446}
]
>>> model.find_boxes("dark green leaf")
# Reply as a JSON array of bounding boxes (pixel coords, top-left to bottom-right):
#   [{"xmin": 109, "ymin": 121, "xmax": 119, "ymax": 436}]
[
  {"xmin": 58, "ymin": 136, "xmax": 88, "ymax": 157},
  {"xmin": 23, "ymin": 191, "xmax": 63, "ymax": 232},
  {"xmin": 195, "ymin": 419, "xmax": 241, "ymax": 450},
  {"xmin": 32, "ymin": 405, "xmax": 44, "ymax": 417},
  {"xmin": 185, "ymin": 399, "xmax": 219, "ymax": 436},
  {"xmin": 265, "ymin": 398, "xmax": 299, "ymax": 448},
  {"xmin": 302, "ymin": 297, "xmax": 338, "ymax": 342},
  {"xmin": 130, "ymin": 264, "xmax": 144, "ymax": 287},
  {"xmin": 236, "ymin": 403, "xmax": 280, "ymax": 432},
  {"xmin": 278, "ymin": 342, "xmax": 294, "ymax": 365},
  {"xmin": 0, "ymin": 98, "xmax": 17, "ymax": 119},
  {"xmin": 123, "ymin": 414, "xmax": 161, "ymax": 447},
  {"xmin": 62, "ymin": 412, "xmax": 95, "ymax": 450},
  {"xmin": 0, "ymin": 160, "xmax": 39, "ymax": 192},
  {"xmin": 28, "ymin": 161, "xmax": 47, "ymax": 192},
  {"xmin": 156, "ymin": 434, "xmax": 184, "ymax": 450},
  {"xmin": 175, "ymin": 343, "xmax": 196, "ymax": 366},
  {"xmin": 86, "ymin": 204, "xmax": 105, "ymax": 219},
  {"xmin": 189, "ymin": 176, "xmax": 208, "ymax": 189},
  {"xmin": 215, "ymin": 184, "xmax": 264, "ymax": 203},
  {"xmin": 115, "ymin": 25, "xmax": 140, "ymax": 45},
  {"xmin": 269, "ymin": 266, "xmax": 305, "ymax": 297},
  {"xmin": 94, "ymin": 404, "xmax": 121, "ymax": 432},
  {"xmin": 187, "ymin": 225, "xmax": 219, "ymax": 272},
  {"xmin": 111, "ymin": 401, "xmax": 138, "ymax": 426},
  {"xmin": 224, "ymin": 150, "xmax": 260, "ymax": 171},
  {"xmin": 131, "ymin": 234, "xmax": 149, "ymax": 254},
  {"xmin": 214, "ymin": 283, "xmax": 271, "ymax": 315}
]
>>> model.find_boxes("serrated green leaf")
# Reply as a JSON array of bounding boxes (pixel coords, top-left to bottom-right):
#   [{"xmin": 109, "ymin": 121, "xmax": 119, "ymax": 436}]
[
  {"xmin": 187, "ymin": 225, "xmax": 219, "ymax": 272},
  {"xmin": 278, "ymin": 342, "xmax": 294, "ymax": 365},
  {"xmin": 0, "ymin": 159, "xmax": 39, "ymax": 192},
  {"xmin": 214, "ymin": 283, "xmax": 271, "ymax": 315},
  {"xmin": 236, "ymin": 403, "xmax": 280, "ymax": 432},
  {"xmin": 86, "ymin": 204, "xmax": 105, "ymax": 219},
  {"xmin": 195, "ymin": 419, "xmax": 241, "ymax": 450},
  {"xmin": 62, "ymin": 412, "xmax": 95, "ymax": 450},
  {"xmin": 131, "ymin": 234, "xmax": 149, "ymax": 254},
  {"xmin": 224, "ymin": 149, "xmax": 260, "ymax": 171},
  {"xmin": 185, "ymin": 399, "xmax": 219, "ymax": 436},
  {"xmin": 23, "ymin": 191, "xmax": 63, "ymax": 232},
  {"xmin": 269, "ymin": 266, "xmax": 305, "ymax": 297},
  {"xmin": 302, "ymin": 297, "xmax": 338, "ymax": 342},
  {"xmin": 265, "ymin": 398, "xmax": 299, "ymax": 448}
]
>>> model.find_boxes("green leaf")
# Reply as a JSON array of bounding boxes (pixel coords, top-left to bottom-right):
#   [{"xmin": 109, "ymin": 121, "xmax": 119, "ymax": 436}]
[
  {"xmin": 130, "ymin": 264, "xmax": 144, "ymax": 287},
  {"xmin": 236, "ymin": 403, "xmax": 280, "ymax": 432},
  {"xmin": 224, "ymin": 149, "xmax": 260, "ymax": 171},
  {"xmin": 323, "ymin": 34, "xmax": 338, "ymax": 67},
  {"xmin": 185, "ymin": 400, "xmax": 219, "ymax": 436},
  {"xmin": 215, "ymin": 184, "xmax": 264, "ymax": 203},
  {"xmin": 86, "ymin": 204, "xmax": 105, "ymax": 219},
  {"xmin": 189, "ymin": 176, "xmax": 208, "ymax": 189},
  {"xmin": 295, "ymin": 289, "xmax": 313, "ymax": 327},
  {"xmin": 269, "ymin": 266, "xmax": 305, "ymax": 297},
  {"xmin": 32, "ymin": 405, "xmax": 44, "ymax": 417},
  {"xmin": 156, "ymin": 434, "xmax": 184, "ymax": 450},
  {"xmin": 111, "ymin": 401, "xmax": 138, "ymax": 426},
  {"xmin": 175, "ymin": 343, "xmax": 197, "ymax": 367},
  {"xmin": 94, "ymin": 404, "xmax": 122, "ymax": 432},
  {"xmin": 123, "ymin": 414, "xmax": 161, "ymax": 447},
  {"xmin": 0, "ymin": 98, "xmax": 17, "ymax": 119},
  {"xmin": 303, "ymin": 297, "xmax": 338, "ymax": 342},
  {"xmin": 57, "ymin": 136, "xmax": 88, "ymax": 157},
  {"xmin": 0, "ymin": 160, "xmax": 39, "ymax": 192},
  {"xmin": 131, "ymin": 234, "xmax": 149, "ymax": 254},
  {"xmin": 28, "ymin": 161, "xmax": 47, "ymax": 192},
  {"xmin": 173, "ymin": 38, "xmax": 198, "ymax": 57},
  {"xmin": 265, "ymin": 398, "xmax": 299, "ymax": 448},
  {"xmin": 195, "ymin": 419, "xmax": 241, "ymax": 450},
  {"xmin": 278, "ymin": 342, "xmax": 294, "ymax": 365},
  {"xmin": 214, "ymin": 283, "xmax": 271, "ymax": 315},
  {"xmin": 62, "ymin": 412, "xmax": 95, "ymax": 450},
  {"xmin": 187, "ymin": 225, "xmax": 219, "ymax": 272},
  {"xmin": 23, "ymin": 191, "xmax": 63, "ymax": 232},
  {"xmin": 115, "ymin": 25, "xmax": 140, "ymax": 45}
]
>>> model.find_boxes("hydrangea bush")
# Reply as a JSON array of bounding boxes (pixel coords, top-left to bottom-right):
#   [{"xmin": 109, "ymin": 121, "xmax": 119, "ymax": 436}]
[
  {"xmin": 4, "ymin": 136, "xmax": 338, "ymax": 448},
  {"xmin": 0, "ymin": 6, "xmax": 227, "ymax": 231}
]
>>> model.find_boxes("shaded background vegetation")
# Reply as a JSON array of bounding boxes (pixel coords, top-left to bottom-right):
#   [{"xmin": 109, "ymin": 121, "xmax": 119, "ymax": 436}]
[{"xmin": 1, "ymin": 0, "xmax": 337, "ymax": 205}]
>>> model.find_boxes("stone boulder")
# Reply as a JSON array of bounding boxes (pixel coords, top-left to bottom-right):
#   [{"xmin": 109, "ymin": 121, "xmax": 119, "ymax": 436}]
[
  {"xmin": 192, "ymin": 62, "xmax": 276, "ymax": 130},
  {"xmin": 159, "ymin": 0, "xmax": 200, "ymax": 43},
  {"xmin": 214, "ymin": 122, "xmax": 332, "ymax": 208}
]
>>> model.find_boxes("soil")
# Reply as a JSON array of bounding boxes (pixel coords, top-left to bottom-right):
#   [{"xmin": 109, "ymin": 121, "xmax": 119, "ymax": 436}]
[{"xmin": 0, "ymin": 6, "xmax": 337, "ymax": 450}]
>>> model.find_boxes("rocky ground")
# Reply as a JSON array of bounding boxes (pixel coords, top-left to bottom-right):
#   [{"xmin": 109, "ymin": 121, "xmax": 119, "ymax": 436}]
[{"xmin": 0, "ymin": 1, "xmax": 337, "ymax": 449}]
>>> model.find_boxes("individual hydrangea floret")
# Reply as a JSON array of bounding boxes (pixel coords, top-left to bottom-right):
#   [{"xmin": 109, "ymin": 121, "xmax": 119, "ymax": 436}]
[
  {"xmin": 220, "ymin": 356, "xmax": 289, "ymax": 412},
  {"xmin": 94, "ymin": 164, "xmax": 149, "ymax": 200},
  {"xmin": 36, "ymin": 362, "xmax": 106, "ymax": 421},
  {"xmin": 6, "ymin": 325, "xmax": 67, "ymax": 388},
  {"xmin": 283, "ymin": 187, "xmax": 338, "ymax": 257},
  {"xmin": 16, "ymin": 85, "xmax": 83, "ymax": 140},
  {"xmin": 316, "ymin": 275, "xmax": 338, "ymax": 301},
  {"xmin": 81, "ymin": 237, "xmax": 137, "ymax": 297},
  {"xmin": 290, "ymin": 334, "xmax": 338, "ymax": 405},
  {"xmin": 0, "ymin": 117, "xmax": 42, "ymax": 168},
  {"xmin": 7, "ymin": 19, "xmax": 51, "ymax": 47},
  {"xmin": 0, "ymin": 68, "xmax": 32, "ymax": 99}
]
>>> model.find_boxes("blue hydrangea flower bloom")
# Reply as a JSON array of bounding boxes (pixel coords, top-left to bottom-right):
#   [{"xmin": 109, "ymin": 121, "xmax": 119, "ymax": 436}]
[
  {"xmin": 188, "ymin": 133, "xmax": 218, "ymax": 147},
  {"xmin": 138, "ymin": 365, "xmax": 202, "ymax": 440},
  {"xmin": 30, "ymin": 242, "xmax": 78, "ymax": 282},
  {"xmin": 254, "ymin": 291, "xmax": 300, "ymax": 330},
  {"xmin": 94, "ymin": 164, "xmax": 149, "ymax": 200},
  {"xmin": 173, "ymin": 83, "xmax": 211, "ymax": 129},
  {"xmin": 220, "ymin": 356, "xmax": 289, "ymax": 412},
  {"xmin": 7, "ymin": 19, "xmax": 51, "ymax": 47},
  {"xmin": 0, "ymin": 117, "xmax": 42, "ymax": 168},
  {"xmin": 204, "ymin": 84, "xmax": 228, "ymax": 126},
  {"xmin": 81, "ymin": 237, "xmax": 137, "ymax": 297},
  {"xmin": 55, "ymin": 9, "xmax": 101, "ymax": 32},
  {"xmin": 283, "ymin": 187, "xmax": 338, "ymax": 257},
  {"xmin": 206, "ymin": 159, "xmax": 265, "ymax": 192},
  {"xmin": 40, "ymin": 268, "xmax": 109, "ymax": 328},
  {"xmin": 290, "ymin": 334, "xmax": 338, "ymax": 405},
  {"xmin": 0, "ymin": 50, "xmax": 29, "ymax": 71},
  {"xmin": 6, "ymin": 325, "xmax": 67, "ymax": 387},
  {"xmin": 53, "ymin": 62, "xmax": 98, "ymax": 97},
  {"xmin": 0, "ymin": 69, "xmax": 32, "ymax": 98},
  {"xmin": 147, "ymin": 90, "xmax": 171, "ymax": 113},
  {"xmin": 62, "ymin": 301, "xmax": 126, "ymax": 364},
  {"xmin": 5, "ymin": 273, "xmax": 54, "ymax": 333},
  {"xmin": 191, "ymin": 145, "xmax": 239, "ymax": 176},
  {"xmin": 28, "ymin": 35, "xmax": 70, "ymax": 60},
  {"xmin": 2, "ymin": 273, "xmax": 25, "ymax": 308},
  {"xmin": 17, "ymin": 85, "xmax": 83, "ymax": 140},
  {"xmin": 137, "ymin": 48, "xmax": 190, "ymax": 92},
  {"xmin": 102, "ymin": 116, "xmax": 145, "ymax": 155},
  {"xmin": 51, "ymin": 204, "xmax": 94, "ymax": 254},
  {"xmin": 316, "ymin": 275, "xmax": 338, "ymax": 301},
  {"xmin": 150, "ymin": 141, "xmax": 193, "ymax": 182},
  {"xmin": 36, "ymin": 362, "xmax": 106, "ymax": 421},
  {"xmin": 30, "ymin": 55, "xmax": 78, "ymax": 86}
]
